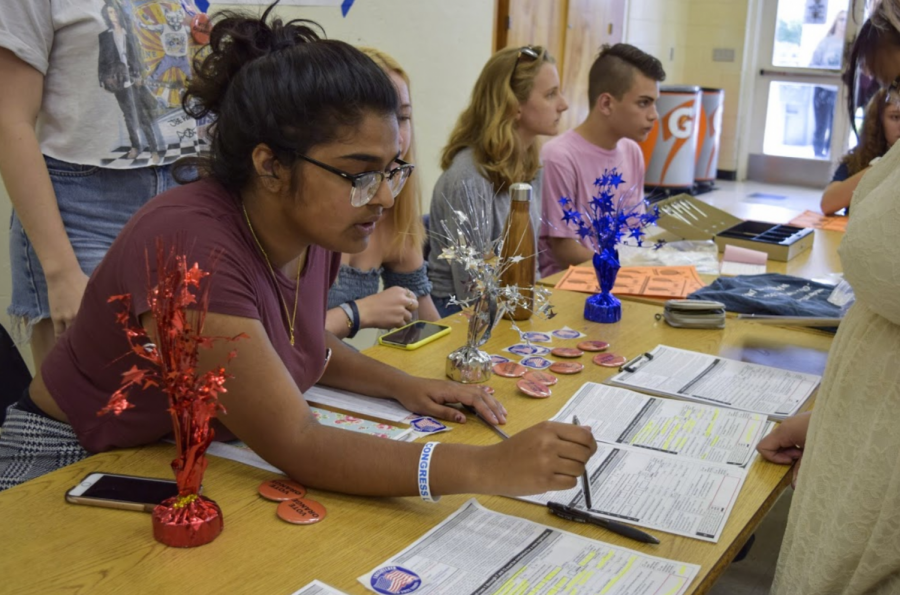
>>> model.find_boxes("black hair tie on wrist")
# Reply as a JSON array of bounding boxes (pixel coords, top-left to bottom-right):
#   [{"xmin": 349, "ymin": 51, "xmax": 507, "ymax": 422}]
[{"xmin": 347, "ymin": 300, "xmax": 360, "ymax": 339}]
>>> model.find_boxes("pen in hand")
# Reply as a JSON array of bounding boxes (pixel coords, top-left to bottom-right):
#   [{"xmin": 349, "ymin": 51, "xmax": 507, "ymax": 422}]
[
  {"xmin": 573, "ymin": 415, "xmax": 592, "ymax": 510},
  {"xmin": 462, "ymin": 404, "xmax": 510, "ymax": 440}
]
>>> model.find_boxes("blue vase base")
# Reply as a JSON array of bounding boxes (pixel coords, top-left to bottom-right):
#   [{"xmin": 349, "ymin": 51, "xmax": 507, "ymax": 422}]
[{"xmin": 584, "ymin": 292, "xmax": 622, "ymax": 323}]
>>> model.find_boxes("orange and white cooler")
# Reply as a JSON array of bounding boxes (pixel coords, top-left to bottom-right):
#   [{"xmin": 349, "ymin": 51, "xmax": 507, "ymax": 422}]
[
  {"xmin": 640, "ymin": 85, "xmax": 701, "ymax": 190},
  {"xmin": 695, "ymin": 87, "xmax": 725, "ymax": 185}
]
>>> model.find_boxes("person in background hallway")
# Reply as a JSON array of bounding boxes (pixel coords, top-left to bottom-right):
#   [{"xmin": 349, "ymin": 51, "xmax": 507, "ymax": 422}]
[{"xmin": 810, "ymin": 10, "xmax": 847, "ymax": 158}]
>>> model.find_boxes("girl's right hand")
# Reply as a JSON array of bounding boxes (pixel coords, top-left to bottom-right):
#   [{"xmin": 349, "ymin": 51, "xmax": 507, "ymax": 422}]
[
  {"xmin": 357, "ymin": 286, "xmax": 418, "ymax": 330},
  {"xmin": 46, "ymin": 268, "xmax": 89, "ymax": 338},
  {"xmin": 479, "ymin": 421, "xmax": 597, "ymax": 497}
]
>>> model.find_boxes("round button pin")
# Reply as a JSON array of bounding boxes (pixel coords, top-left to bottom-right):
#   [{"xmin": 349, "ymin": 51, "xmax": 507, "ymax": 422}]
[
  {"xmin": 549, "ymin": 361, "xmax": 584, "ymax": 375},
  {"xmin": 523, "ymin": 370, "xmax": 558, "ymax": 386},
  {"xmin": 521, "ymin": 356, "xmax": 552, "ymax": 370},
  {"xmin": 517, "ymin": 378, "xmax": 552, "ymax": 398},
  {"xmin": 493, "ymin": 362, "xmax": 527, "ymax": 378},
  {"xmin": 190, "ymin": 13, "xmax": 211, "ymax": 45},
  {"xmin": 593, "ymin": 353, "xmax": 627, "ymax": 367},
  {"xmin": 276, "ymin": 497, "xmax": 327, "ymax": 524},
  {"xmin": 578, "ymin": 340, "xmax": 610, "ymax": 352},
  {"xmin": 551, "ymin": 347, "xmax": 583, "ymax": 358},
  {"xmin": 258, "ymin": 479, "xmax": 307, "ymax": 501}
]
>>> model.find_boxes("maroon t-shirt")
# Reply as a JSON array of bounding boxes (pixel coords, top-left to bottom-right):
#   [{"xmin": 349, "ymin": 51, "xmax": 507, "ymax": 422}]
[{"xmin": 43, "ymin": 179, "xmax": 340, "ymax": 453}]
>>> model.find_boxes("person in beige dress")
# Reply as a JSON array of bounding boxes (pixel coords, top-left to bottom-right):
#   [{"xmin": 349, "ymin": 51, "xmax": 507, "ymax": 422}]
[{"xmin": 759, "ymin": 3, "xmax": 900, "ymax": 592}]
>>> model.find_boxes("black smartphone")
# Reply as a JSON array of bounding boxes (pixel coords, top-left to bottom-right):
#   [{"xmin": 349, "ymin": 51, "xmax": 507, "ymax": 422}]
[
  {"xmin": 377, "ymin": 321, "xmax": 452, "ymax": 350},
  {"xmin": 65, "ymin": 472, "xmax": 185, "ymax": 513}
]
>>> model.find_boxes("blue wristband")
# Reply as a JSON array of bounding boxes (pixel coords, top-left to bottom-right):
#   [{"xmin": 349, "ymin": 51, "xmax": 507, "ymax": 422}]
[{"xmin": 418, "ymin": 442, "xmax": 441, "ymax": 503}]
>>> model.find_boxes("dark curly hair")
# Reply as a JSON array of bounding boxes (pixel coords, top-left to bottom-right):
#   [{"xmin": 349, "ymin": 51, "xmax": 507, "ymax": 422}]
[
  {"xmin": 176, "ymin": 1, "xmax": 399, "ymax": 192},
  {"xmin": 842, "ymin": 88, "xmax": 893, "ymax": 176}
]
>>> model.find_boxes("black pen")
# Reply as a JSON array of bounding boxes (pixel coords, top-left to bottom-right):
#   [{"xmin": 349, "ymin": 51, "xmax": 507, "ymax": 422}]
[
  {"xmin": 572, "ymin": 415, "xmax": 593, "ymax": 510},
  {"xmin": 462, "ymin": 404, "xmax": 510, "ymax": 440},
  {"xmin": 547, "ymin": 501, "xmax": 660, "ymax": 544}
]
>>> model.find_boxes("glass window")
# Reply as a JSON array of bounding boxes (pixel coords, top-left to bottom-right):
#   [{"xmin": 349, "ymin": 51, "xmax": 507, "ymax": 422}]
[
  {"xmin": 772, "ymin": 0, "xmax": 849, "ymax": 69},
  {"xmin": 763, "ymin": 81, "xmax": 838, "ymax": 160}
]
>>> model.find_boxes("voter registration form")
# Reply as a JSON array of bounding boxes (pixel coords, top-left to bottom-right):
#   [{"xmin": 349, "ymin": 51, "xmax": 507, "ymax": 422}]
[
  {"xmin": 359, "ymin": 500, "xmax": 699, "ymax": 595},
  {"xmin": 515, "ymin": 383, "xmax": 774, "ymax": 542},
  {"xmin": 609, "ymin": 345, "xmax": 820, "ymax": 419},
  {"xmin": 550, "ymin": 382, "xmax": 769, "ymax": 468}
]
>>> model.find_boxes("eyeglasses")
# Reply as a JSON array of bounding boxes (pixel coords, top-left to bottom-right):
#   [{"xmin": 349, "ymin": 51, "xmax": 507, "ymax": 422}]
[
  {"xmin": 295, "ymin": 154, "xmax": 415, "ymax": 207},
  {"xmin": 510, "ymin": 46, "xmax": 540, "ymax": 85}
]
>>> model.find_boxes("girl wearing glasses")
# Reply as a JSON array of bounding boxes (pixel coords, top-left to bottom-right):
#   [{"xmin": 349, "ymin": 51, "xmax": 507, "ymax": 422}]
[
  {"xmin": 325, "ymin": 48, "xmax": 441, "ymax": 340},
  {"xmin": 428, "ymin": 46, "xmax": 569, "ymax": 316},
  {"xmin": 0, "ymin": 8, "xmax": 596, "ymax": 500},
  {"xmin": 758, "ymin": 2, "xmax": 900, "ymax": 592}
]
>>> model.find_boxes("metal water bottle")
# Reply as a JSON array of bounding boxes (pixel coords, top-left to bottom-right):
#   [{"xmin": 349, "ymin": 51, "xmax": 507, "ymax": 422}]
[{"xmin": 499, "ymin": 182, "xmax": 535, "ymax": 320}]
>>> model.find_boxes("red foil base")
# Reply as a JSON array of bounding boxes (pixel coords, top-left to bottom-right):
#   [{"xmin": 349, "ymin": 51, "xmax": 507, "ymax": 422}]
[{"xmin": 152, "ymin": 495, "xmax": 223, "ymax": 548}]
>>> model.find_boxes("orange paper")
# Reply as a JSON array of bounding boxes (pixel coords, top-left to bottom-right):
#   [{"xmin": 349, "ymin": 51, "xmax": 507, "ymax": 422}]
[
  {"xmin": 788, "ymin": 210, "xmax": 848, "ymax": 232},
  {"xmin": 554, "ymin": 265, "xmax": 706, "ymax": 298}
]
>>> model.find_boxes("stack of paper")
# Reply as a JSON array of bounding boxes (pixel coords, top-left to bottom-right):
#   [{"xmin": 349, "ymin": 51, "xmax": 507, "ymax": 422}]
[
  {"xmin": 515, "ymin": 383, "xmax": 772, "ymax": 542},
  {"xmin": 609, "ymin": 345, "xmax": 820, "ymax": 420},
  {"xmin": 359, "ymin": 500, "xmax": 700, "ymax": 595},
  {"xmin": 555, "ymin": 265, "xmax": 706, "ymax": 298}
]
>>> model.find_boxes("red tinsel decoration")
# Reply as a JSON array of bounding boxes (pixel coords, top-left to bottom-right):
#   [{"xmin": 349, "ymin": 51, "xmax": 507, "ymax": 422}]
[{"xmin": 101, "ymin": 239, "xmax": 247, "ymax": 547}]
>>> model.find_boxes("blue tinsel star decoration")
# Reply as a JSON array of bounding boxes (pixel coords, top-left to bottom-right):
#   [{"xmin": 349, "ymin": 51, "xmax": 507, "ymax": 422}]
[{"xmin": 558, "ymin": 167, "xmax": 662, "ymax": 264}]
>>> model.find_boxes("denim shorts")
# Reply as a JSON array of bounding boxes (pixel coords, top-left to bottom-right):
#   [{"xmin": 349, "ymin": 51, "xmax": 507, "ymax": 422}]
[{"xmin": 8, "ymin": 156, "xmax": 178, "ymax": 332}]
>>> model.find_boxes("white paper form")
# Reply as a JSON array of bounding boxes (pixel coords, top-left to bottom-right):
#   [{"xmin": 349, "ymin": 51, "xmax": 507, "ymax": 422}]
[
  {"xmin": 549, "ymin": 382, "xmax": 768, "ymax": 468},
  {"xmin": 304, "ymin": 385, "xmax": 416, "ymax": 423},
  {"xmin": 290, "ymin": 581, "xmax": 350, "ymax": 595},
  {"xmin": 519, "ymin": 444, "xmax": 745, "ymax": 542},
  {"xmin": 609, "ymin": 345, "xmax": 820, "ymax": 420},
  {"xmin": 359, "ymin": 499, "xmax": 699, "ymax": 595}
]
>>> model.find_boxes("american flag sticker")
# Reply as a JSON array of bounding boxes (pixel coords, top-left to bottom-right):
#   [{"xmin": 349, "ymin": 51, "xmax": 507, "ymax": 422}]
[
  {"xmin": 370, "ymin": 566, "xmax": 421, "ymax": 594},
  {"xmin": 410, "ymin": 417, "xmax": 448, "ymax": 433}
]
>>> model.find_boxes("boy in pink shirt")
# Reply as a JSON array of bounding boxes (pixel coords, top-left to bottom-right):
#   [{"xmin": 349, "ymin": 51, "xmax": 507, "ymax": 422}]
[{"xmin": 539, "ymin": 44, "xmax": 666, "ymax": 277}]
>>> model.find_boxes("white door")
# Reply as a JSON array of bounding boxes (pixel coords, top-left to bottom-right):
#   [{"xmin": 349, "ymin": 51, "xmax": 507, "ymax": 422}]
[{"xmin": 744, "ymin": 0, "xmax": 864, "ymax": 186}]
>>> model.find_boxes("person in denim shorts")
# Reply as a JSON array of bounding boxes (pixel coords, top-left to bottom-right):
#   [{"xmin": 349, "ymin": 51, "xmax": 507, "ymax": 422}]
[{"xmin": 0, "ymin": 1, "xmax": 205, "ymax": 370}]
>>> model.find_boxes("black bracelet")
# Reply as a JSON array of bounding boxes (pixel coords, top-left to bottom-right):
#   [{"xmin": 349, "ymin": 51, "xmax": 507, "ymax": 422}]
[{"xmin": 346, "ymin": 300, "xmax": 361, "ymax": 339}]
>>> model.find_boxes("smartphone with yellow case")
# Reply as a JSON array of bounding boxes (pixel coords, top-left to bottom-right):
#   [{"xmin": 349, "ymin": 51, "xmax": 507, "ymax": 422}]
[{"xmin": 378, "ymin": 321, "xmax": 452, "ymax": 350}]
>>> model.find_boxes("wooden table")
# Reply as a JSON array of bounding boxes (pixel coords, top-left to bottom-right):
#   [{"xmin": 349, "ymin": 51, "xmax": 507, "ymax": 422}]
[{"xmin": 0, "ymin": 290, "xmax": 834, "ymax": 595}]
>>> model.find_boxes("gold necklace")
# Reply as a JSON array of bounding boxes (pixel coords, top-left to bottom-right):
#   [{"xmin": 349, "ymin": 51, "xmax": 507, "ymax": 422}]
[{"xmin": 242, "ymin": 203, "xmax": 302, "ymax": 346}]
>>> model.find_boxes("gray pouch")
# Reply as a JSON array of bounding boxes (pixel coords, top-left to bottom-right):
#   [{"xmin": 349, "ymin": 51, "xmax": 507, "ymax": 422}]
[{"xmin": 656, "ymin": 299, "xmax": 726, "ymax": 329}]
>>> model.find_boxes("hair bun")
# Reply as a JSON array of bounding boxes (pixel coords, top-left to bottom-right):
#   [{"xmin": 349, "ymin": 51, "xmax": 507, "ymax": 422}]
[{"xmin": 183, "ymin": 5, "xmax": 322, "ymax": 119}]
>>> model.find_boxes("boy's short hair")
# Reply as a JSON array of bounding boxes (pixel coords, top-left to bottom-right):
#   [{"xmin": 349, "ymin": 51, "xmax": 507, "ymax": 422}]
[{"xmin": 587, "ymin": 43, "xmax": 666, "ymax": 107}]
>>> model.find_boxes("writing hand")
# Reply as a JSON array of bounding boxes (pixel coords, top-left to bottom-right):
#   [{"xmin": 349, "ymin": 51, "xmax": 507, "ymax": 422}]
[{"xmin": 480, "ymin": 421, "xmax": 597, "ymax": 497}]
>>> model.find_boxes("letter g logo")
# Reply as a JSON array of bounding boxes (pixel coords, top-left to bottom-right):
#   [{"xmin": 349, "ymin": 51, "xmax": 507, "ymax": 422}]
[{"xmin": 668, "ymin": 106, "xmax": 694, "ymax": 140}]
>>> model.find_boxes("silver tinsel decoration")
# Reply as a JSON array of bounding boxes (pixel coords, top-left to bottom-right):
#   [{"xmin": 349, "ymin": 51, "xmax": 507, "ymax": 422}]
[{"xmin": 434, "ymin": 181, "xmax": 554, "ymax": 383}]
